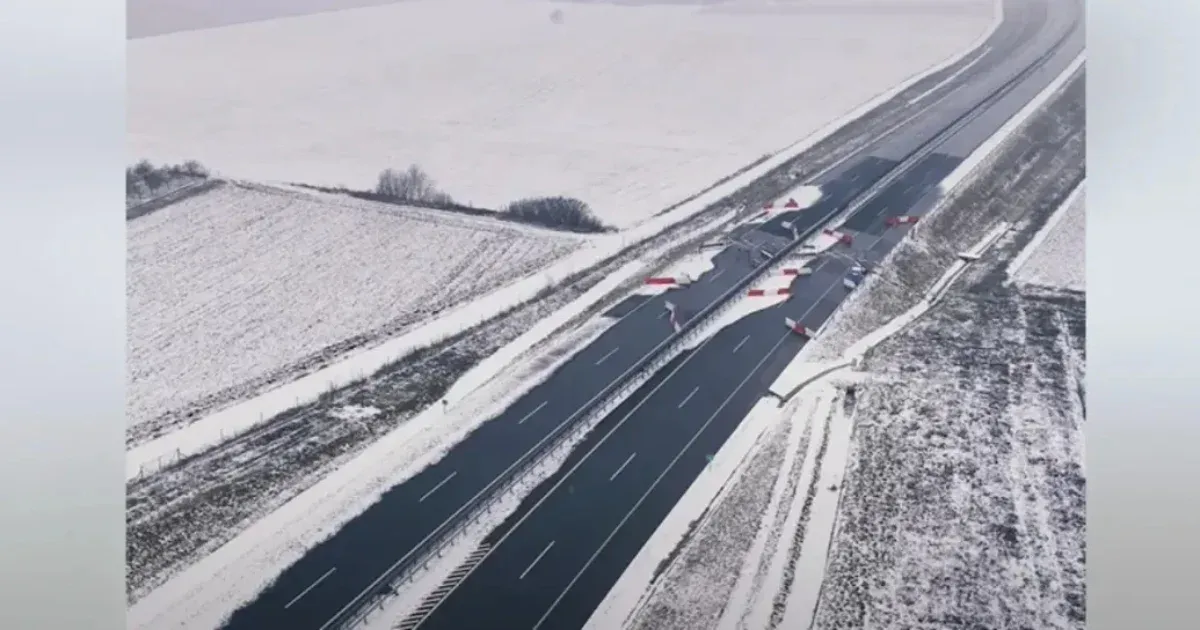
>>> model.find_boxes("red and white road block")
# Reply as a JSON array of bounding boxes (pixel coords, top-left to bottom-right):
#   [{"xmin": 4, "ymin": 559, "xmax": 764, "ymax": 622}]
[
  {"xmin": 780, "ymin": 266, "xmax": 813, "ymax": 277},
  {"xmin": 885, "ymin": 215, "xmax": 920, "ymax": 227},
  {"xmin": 823, "ymin": 229, "xmax": 854, "ymax": 245},
  {"xmin": 784, "ymin": 317, "xmax": 812, "ymax": 337},
  {"xmin": 760, "ymin": 197, "xmax": 803, "ymax": 216},
  {"xmin": 747, "ymin": 287, "xmax": 790, "ymax": 297},
  {"xmin": 645, "ymin": 272, "xmax": 694, "ymax": 286}
]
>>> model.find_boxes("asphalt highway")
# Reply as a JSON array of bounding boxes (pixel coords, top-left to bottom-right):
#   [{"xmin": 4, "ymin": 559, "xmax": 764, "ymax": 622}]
[{"xmin": 220, "ymin": 0, "xmax": 1083, "ymax": 627}]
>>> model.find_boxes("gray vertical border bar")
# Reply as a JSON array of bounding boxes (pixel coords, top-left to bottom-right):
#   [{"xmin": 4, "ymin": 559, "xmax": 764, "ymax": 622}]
[
  {"xmin": 0, "ymin": 0, "xmax": 125, "ymax": 628},
  {"xmin": 1089, "ymin": 1, "xmax": 1200, "ymax": 629}
]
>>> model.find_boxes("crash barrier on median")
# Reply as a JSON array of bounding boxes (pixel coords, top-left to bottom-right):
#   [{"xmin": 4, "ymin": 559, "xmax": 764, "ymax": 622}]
[
  {"xmin": 748, "ymin": 287, "xmax": 791, "ymax": 297},
  {"xmin": 335, "ymin": 27, "xmax": 1079, "ymax": 629}
]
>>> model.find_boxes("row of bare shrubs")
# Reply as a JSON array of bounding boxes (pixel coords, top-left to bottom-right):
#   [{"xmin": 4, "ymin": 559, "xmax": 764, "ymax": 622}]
[
  {"xmin": 127, "ymin": 159, "xmax": 610, "ymax": 234},
  {"xmin": 126, "ymin": 159, "xmax": 210, "ymax": 207},
  {"xmin": 373, "ymin": 165, "xmax": 610, "ymax": 233}
]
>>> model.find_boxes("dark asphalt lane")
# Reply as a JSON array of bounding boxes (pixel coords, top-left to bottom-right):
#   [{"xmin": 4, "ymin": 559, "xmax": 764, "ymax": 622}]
[
  {"xmin": 411, "ymin": 254, "xmax": 852, "ymax": 630},
  {"xmin": 840, "ymin": 153, "xmax": 964, "ymax": 234},
  {"xmin": 219, "ymin": 0, "xmax": 1079, "ymax": 627}
]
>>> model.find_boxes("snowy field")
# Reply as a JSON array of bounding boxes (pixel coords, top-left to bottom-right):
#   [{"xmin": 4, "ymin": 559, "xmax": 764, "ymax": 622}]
[
  {"xmin": 126, "ymin": 181, "xmax": 581, "ymax": 444},
  {"xmin": 128, "ymin": 0, "xmax": 995, "ymax": 228},
  {"xmin": 1011, "ymin": 182, "xmax": 1085, "ymax": 291},
  {"xmin": 813, "ymin": 286, "xmax": 1085, "ymax": 629}
]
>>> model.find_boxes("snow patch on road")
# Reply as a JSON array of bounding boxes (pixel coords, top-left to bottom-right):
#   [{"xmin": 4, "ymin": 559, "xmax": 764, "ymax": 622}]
[
  {"xmin": 639, "ymin": 248, "xmax": 725, "ymax": 295},
  {"xmin": 764, "ymin": 185, "xmax": 824, "ymax": 215}
]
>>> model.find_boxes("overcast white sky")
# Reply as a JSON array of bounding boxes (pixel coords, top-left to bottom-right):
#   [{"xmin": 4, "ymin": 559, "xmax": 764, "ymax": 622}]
[{"xmin": 127, "ymin": 0, "xmax": 417, "ymax": 38}]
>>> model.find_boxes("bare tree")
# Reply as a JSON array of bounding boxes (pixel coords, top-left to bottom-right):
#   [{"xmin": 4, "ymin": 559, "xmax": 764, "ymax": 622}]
[
  {"xmin": 181, "ymin": 160, "xmax": 210, "ymax": 178},
  {"xmin": 375, "ymin": 164, "xmax": 453, "ymax": 204}
]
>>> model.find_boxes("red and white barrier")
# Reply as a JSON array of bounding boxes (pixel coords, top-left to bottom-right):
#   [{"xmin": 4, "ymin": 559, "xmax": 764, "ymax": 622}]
[
  {"xmin": 780, "ymin": 266, "xmax": 812, "ymax": 277},
  {"xmin": 645, "ymin": 272, "xmax": 694, "ymax": 286},
  {"xmin": 748, "ymin": 287, "xmax": 791, "ymax": 297},
  {"xmin": 823, "ymin": 229, "xmax": 853, "ymax": 245},
  {"xmin": 885, "ymin": 215, "xmax": 920, "ymax": 227},
  {"xmin": 784, "ymin": 317, "xmax": 811, "ymax": 337},
  {"xmin": 763, "ymin": 195, "xmax": 807, "ymax": 213}
]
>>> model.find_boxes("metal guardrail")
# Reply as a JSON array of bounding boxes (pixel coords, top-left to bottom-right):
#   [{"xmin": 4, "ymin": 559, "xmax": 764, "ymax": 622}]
[{"xmin": 332, "ymin": 21, "xmax": 1079, "ymax": 630}]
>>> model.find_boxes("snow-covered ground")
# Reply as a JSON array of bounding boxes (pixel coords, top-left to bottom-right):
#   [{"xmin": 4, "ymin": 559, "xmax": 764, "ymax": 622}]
[
  {"xmin": 813, "ymin": 287, "xmax": 1085, "ymax": 629},
  {"xmin": 126, "ymin": 181, "xmax": 581, "ymax": 444},
  {"xmin": 128, "ymin": 0, "xmax": 995, "ymax": 228},
  {"xmin": 1011, "ymin": 182, "xmax": 1085, "ymax": 291}
]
